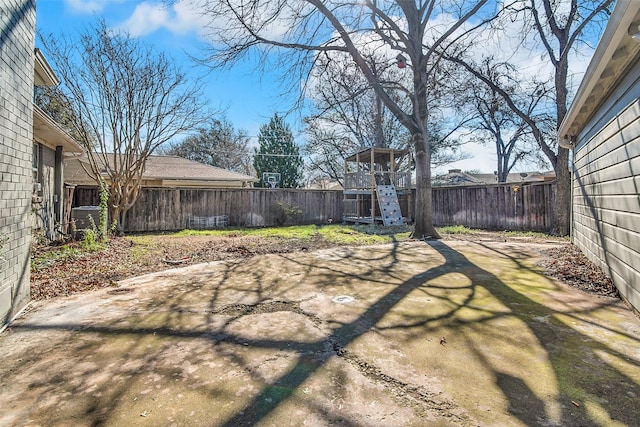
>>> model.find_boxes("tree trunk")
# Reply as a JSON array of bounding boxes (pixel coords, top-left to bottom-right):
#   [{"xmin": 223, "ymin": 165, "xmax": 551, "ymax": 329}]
[
  {"xmin": 412, "ymin": 132, "xmax": 440, "ymax": 239},
  {"xmin": 554, "ymin": 146, "xmax": 571, "ymax": 236},
  {"xmin": 554, "ymin": 47, "xmax": 570, "ymax": 236},
  {"xmin": 109, "ymin": 196, "xmax": 125, "ymax": 236},
  {"xmin": 374, "ymin": 93, "xmax": 384, "ymax": 148}
]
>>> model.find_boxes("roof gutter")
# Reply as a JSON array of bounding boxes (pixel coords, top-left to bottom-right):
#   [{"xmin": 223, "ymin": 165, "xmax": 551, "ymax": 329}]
[
  {"xmin": 558, "ymin": 0, "xmax": 640, "ymax": 148},
  {"xmin": 33, "ymin": 104, "xmax": 84, "ymax": 154},
  {"xmin": 34, "ymin": 48, "xmax": 60, "ymax": 86}
]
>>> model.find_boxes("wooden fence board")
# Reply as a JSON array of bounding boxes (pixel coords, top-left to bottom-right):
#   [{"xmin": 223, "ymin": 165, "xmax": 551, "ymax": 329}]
[
  {"xmin": 73, "ymin": 182, "xmax": 555, "ymax": 233},
  {"xmin": 429, "ymin": 182, "xmax": 555, "ymax": 231}
]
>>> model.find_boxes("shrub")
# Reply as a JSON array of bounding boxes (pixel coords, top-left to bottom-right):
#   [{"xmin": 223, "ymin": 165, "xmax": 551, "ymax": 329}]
[
  {"xmin": 81, "ymin": 215, "xmax": 105, "ymax": 252},
  {"xmin": 269, "ymin": 201, "xmax": 302, "ymax": 226}
]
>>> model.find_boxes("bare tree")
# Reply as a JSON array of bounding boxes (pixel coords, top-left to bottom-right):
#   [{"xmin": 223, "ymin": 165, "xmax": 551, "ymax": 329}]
[
  {"xmin": 303, "ymin": 52, "xmax": 411, "ymax": 185},
  {"xmin": 163, "ymin": 118, "xmax": 254, "ymax": 175},
  {"xmin": 458, "ymin": 59, "xmax": 549, "ymax": 182},
  {"xmin": 303, "ymin": 121, "xmax": 360, "ymax": 187},
  {"xmin": 307, "ymin": 52, "xmax": 410, "ymax": 146},
  {"xmin": 449, "ymin": 0, "xmax": 613, "ymax": 234},
  {"xmin": 525, "ymin": 0, "xmax": 614, "ymax": 235},
  {"xmin": 40, "ymin": 20, "xmax": 207, "ymax": 234},
  {"xmin": 192, "ymin": 0, "xmax": 495, "ymax": 239},
  {"xmin": 304, "ymin": 50, "xmax": 469, "ymax": 184}
]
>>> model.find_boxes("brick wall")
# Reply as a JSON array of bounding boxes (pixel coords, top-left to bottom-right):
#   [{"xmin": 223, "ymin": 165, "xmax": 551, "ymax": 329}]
[{"xmin": 0, "ymin": 0, "xmax": 35, "ymax": 326}]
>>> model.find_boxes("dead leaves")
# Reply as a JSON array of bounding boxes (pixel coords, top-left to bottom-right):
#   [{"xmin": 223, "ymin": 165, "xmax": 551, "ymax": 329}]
[
  {"xmin": 30, "ymin": 235, "xmax": 329, "ymax": 301},
  {"xmin": 31, "ymin": 238, "xmax": 133, "ymax": 300},
  {"xmin": 31, "ymin": 235, "xmax": 617, "ymax": 305},
  {"xmin": 537, "ymin": 244, "xmax": 619, "ymax": 298}
]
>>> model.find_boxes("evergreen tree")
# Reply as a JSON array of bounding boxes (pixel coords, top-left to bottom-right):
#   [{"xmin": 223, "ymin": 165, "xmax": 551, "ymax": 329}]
[{"xmin": 253, "ymin": 114, "xmax": 303, "ymax": 188}]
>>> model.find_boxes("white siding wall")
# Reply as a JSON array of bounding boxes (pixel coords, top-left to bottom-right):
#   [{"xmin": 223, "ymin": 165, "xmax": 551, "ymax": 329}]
[{"xmin": 572, "ymin": 60, "xmax": 640, "ymax": 312}]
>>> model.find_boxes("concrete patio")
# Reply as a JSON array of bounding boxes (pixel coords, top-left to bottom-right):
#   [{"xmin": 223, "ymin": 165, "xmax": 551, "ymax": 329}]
[{"xmin": 1, "ymin": 240, "xmax": 639, "ymax": 426}]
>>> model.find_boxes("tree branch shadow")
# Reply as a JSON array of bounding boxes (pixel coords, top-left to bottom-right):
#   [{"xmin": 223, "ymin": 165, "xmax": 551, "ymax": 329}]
[{"xmin": 3, "ymin": 240, "xmax": 639, "ymax": 426}]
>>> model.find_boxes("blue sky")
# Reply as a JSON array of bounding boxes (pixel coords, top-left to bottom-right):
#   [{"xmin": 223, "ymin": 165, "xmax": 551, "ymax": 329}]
[
  {"xmin": 35, "ymin": 0, "xmax": 604, "ymax": 175},
  {"xmin": 36, "ymin": 0, "xmax": 302, "ymax": 145}
]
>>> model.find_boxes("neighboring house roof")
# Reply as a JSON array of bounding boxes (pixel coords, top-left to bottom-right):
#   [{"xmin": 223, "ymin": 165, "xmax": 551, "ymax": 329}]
[
  {"xmin": 65, "ymin": 155, "xmax": 257, "ymax": 188},
  {"xmin": 143, "ymin": 155, "xmax": 257, "ymax": 183},
  {"xmin": 469, "ymin": 171, "xmax": 555, "ymax": 184},
  {"xmin": 433, "ymin": 169, "xmax": 554, "ymax": 187},
  {"xmin": 433, "ymin": 169, "xmax": 484, "ymax": 187},
  {"xmin": 558, "ymin": 0, "xmax": 640, "ymax": 146}
]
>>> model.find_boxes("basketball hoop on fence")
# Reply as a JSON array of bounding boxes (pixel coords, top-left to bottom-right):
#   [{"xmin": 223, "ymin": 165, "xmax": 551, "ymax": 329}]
[{"xmin": 263, "ymin": 172, "xmax": 281, "ymax": 188}]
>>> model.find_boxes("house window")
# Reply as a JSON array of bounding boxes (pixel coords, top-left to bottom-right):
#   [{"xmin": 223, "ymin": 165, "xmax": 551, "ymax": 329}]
[
  {"xmin": 32, "ymin": 143, "xmax": 39, "ymax": 170},
  {"xmin": 33, "ymin": 143, "xmax": 42, "ymax": 196}
]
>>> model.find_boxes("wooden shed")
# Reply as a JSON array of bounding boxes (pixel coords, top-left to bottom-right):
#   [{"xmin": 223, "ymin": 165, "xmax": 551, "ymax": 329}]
[{"xmin": 558, "ymin": 0, "xmax": 640, "ymax": 313}]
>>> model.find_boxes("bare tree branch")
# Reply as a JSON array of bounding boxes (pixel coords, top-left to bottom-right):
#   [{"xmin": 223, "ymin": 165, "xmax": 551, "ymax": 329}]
[
  {"xmin": 40, "ymin": 20, "xmax": 208, "ymax": 234},
  {"xmin": 192, "ymin": 0, "xmax": 498, "ymax": 239}
]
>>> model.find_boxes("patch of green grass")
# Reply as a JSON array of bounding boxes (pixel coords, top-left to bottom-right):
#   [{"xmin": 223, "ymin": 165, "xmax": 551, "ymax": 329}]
[
  {"xmin": 240, "ymin": 225, "xmax": 318, "ymax": 240},
  {"xmin": 166, "ymin": 224, "xmax": 412, "ymax": 245},
  {"xmin": 31, "ymin": 244, "xmax": 82, "ymax": 271},
  {"xmin": 173, "ymin": 225, "xmax": 319, "ymax": 240},
  {"xmin": 318, "ymin": 225, "xmax": 384, "ymax": 245},
  {"xmin": 353, "ymin": 224, "xmax": 413, "ymax": 236},
  {"xmin": 437, "ymin": 225, "xmax": 477, "ymax": 234},
  {"xmin": 127, "ymin": 238, "xmax": 160, "ymax": 262},
  {"xmin": 171, "ymin": 228, "xmax": 244, "ymax": 238}
]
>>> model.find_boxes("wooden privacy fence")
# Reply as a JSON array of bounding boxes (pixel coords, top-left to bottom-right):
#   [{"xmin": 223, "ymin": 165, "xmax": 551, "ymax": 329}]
[
  {"xmin": 430, "ymin": 181, "xmax": 556, "ymax": 231},
  {"xmin": 73, "ymin": 187, "xmax": 343, "ymax": 233},
  {"xmin": 73, "ymin": 181, "xmax": 556, "ymax": 233}
]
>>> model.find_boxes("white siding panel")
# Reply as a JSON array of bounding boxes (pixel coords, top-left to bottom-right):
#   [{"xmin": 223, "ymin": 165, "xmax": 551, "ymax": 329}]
[
  {"xmin": 574, "ymin": 133, "xmax": 640, "ymax": 176},
  {"xmin": 573, "ymin": 205, "xmax": 639, "ymax": 236},
  {"xmin": 573, "ymin": 175, "xmax": 640, "ymax": 196},
  {"xmin": 573, "ymin": 211, "xmax": 639, "ymax": 257},
  {"xmin": 572, "ymin": 226, "xmax": 637, "ymax": 286},
  {"xmin": 573, "ymin": 194, "xmax": 640, "ymax": 213},
  {"xmin": 573, "ymin": 221, "xmax": 637, "ymax": 270},
  {"xmin": 574, "ymin": 100, "xmax": 640, "ymax": 165},
  {"xmin": 574, "ymin": 155, "xmax": 640, "ymax": 185},
  {"xmin": 572, "ymin": 60, "xmax": 640, "ymax": 313},
  {"xmin": 573, "ymin": 227, "xmax": 640, "ymax": 309}
]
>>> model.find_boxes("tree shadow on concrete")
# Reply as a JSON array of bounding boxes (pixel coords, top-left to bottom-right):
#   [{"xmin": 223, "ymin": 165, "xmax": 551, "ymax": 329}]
[
  {"xmin": 2, "ymin": 240, "xmax": 639, "ymax": 426},
  {"xmin": 431, "ymin": 241, "xmax": 640, "ymax": 426}
]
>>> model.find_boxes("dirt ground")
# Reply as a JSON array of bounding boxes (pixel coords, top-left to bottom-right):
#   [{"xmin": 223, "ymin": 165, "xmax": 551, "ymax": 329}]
[
  {"xmin": 29, "ymin": 230, "xmax": 617, "ymax": 301},
  {"xmin": 2, "ymin": 239, "xmax": 639, "ymax": 426}
]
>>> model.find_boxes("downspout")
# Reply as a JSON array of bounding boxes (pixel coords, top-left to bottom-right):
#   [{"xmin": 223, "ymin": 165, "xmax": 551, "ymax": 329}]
[
  {"xmin": 54, "ymin": 146, "xmax": 63, "ymax": 234},
  {"xmin": 560, "ymin": 134, "xmax": 577, "ymax": 241},
  {"xmin": 569, "ymin": 146, "xmax": 575, "ymax": 243}
]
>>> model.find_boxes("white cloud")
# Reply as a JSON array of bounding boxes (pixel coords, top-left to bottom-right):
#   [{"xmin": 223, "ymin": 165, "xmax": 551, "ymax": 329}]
[
  {"xmin": 65, "ymin": 0, "xmax": 110, "ymax": 14},
  {"xmin": 117, "ymin": 1, "xmax": 211, "ymax": 38},
  {"xmin": 117, "ymin": 3, "xmax": 169, "ymax": 37},
  {"xmin": 116, "ymin": 0, "xmax": 292, "ymax": 41}
]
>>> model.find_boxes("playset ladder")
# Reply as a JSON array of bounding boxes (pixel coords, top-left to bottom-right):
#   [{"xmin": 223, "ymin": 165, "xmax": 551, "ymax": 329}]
[{"xmin": 376, "ymin": 185, "xmax": 403, "ymax": 225}]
